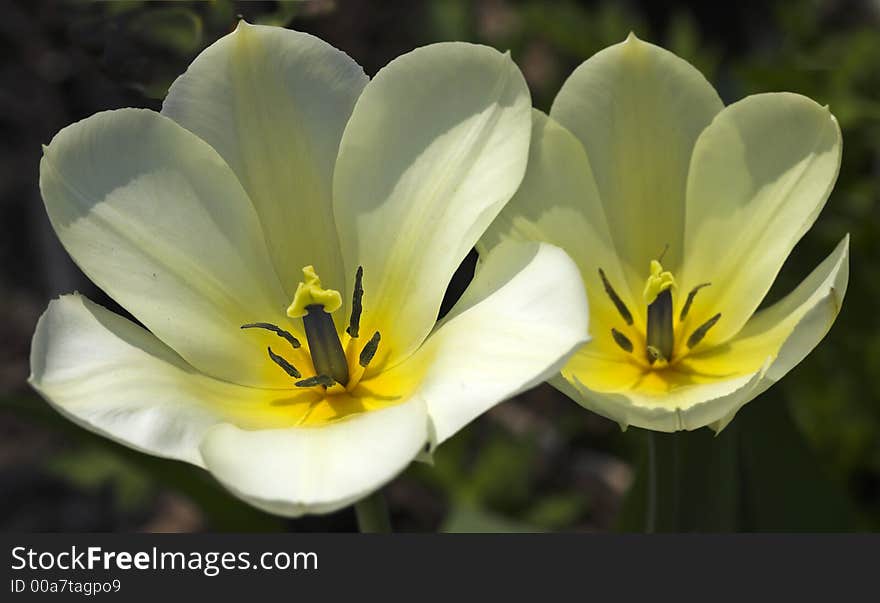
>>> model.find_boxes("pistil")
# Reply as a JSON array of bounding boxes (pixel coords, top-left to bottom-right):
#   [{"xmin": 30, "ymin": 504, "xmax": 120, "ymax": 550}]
[
  {"xmin": 643, "ymin": 260, "xmax": 676, "ymax": 364},
  {"xmin": 300, "ymin": 304, "xmax": 350, "ymax": 385}
]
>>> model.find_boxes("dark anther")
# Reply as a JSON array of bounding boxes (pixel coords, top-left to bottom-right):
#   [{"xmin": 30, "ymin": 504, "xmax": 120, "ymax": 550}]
[
  {"xmin": 359, "ymin": 331, "xmax": 381, "ymax": 368},
  {"xmin": 267, "ymin": 346, "xmax": 301, "ymax": 378},
  {"xmin": 687, "ymin": 313, "xmax": 721, "ymax": 349},
  {"xmin": 679, "ymin": 283, "xmax": 711, "ymax": 322},
  {"xmin": 646, "ymin": 288, "xmax": 674, "ymax": 364},
  {"xmin": 241, "ymin": 322, "xmax": 301, "ymax": 349},
  {"xmin": 598, "ymin": 268, "xmax": 634, "ymax": 325},
  {"xmin": 611, "ymin": 328, "xmax": 634, "ymax": 353},
  {"xmin": 295, "ymin": 374, "xmax": 336, "ymax": 388},
  {"xmin": 346, "ymin": 266, "xmax": 364, "ymax": 338}
]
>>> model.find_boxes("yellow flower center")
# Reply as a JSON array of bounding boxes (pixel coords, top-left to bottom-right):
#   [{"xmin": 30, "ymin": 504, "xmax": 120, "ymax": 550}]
[
  {"xmin": 600, "ymin": 259, "xmax": 719, "ymax": 369},
  {"xmin": 241, "ymin": 265, "xmax": 380, "ymax": 395}
]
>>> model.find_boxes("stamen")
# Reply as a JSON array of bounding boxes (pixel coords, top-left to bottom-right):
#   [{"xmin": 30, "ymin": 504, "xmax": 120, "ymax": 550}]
[
  {"xmin": 687, "ymin": 313, "xmax": 721, "ymax": 349},
  {"xmin": 346, "ymin": 266, "xmax": 364, "ymax": 338},
  {"xmin": 679, "ymin": 283, "xmax": 711, "ymax": 322},
  {"xmin": 295, "ymin": 374, "xmax": 336, "ymax": 388},
  {"xmin": 598, "ymin": 268, "xmax": 634, "ymax": 325},
  {"xmin": 359, "ymin": 331, "xmax": 381, "ymax": 368},
  {"xmin": 267, "ymin": 346, "xmax": 301, "ymax": 378},
  {"xmin": 302, "ymin": 304, "xmax": 350, "ymax": 386},
  {"xmin": 241, "ymin": 322, "xmax": 301, "ymax": 349},
  {"xmin": 611, "ymin": 328, "xmax": 634, "ymax": 353}
]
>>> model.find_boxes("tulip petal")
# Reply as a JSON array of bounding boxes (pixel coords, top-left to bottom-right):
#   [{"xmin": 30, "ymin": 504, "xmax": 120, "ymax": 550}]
[
  {"xmin": 379, "ymin": 241, "xmax": 589, "ymax": 446},
  {"xmin": 40, "ymin": 109, "xmax": 298, "ymax": 388},
  {"xmin": 163, "ymin": 22, "xmax": 367, "ymax": 297},
  {"xmin": 694, "ymin": 235, "xmax": 849, "ymax": 431},
  {"xmin": 199, "ymin": 398, "xmax": 429, "ymax": 517},
  {"xmin": 333, "ymin": 42, "xmax": 532, "ymax": 368},
  {"xmin": 681, "ymin": 93, "xmax": 842, "ymax": 344},
  {"xmin": 557, "ymin": 236, "xmax": 848, "ymax": 432},
  {"xmin": 28, "ymin": 294, "xmax": 291, "ymax": 466},
  {"xmin": 550, "ymin": 33, "xmax": 723, "ymax": 298},
  {"xmin": 481, "ymin": 109, "xmax": 644, "ymax": 336}
]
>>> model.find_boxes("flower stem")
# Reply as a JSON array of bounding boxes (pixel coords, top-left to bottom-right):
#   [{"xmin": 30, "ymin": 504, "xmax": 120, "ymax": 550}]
[
  {"xmin": 355, "ymin": 490, "xmax": 392, "ymax": 533},
  {"xmin": 646, "ymin": 431, "xmax": 683, "ymax": 532},
  {"xmin": 645, "ymin": 431, "xmax": 657, "ymax": 534}
]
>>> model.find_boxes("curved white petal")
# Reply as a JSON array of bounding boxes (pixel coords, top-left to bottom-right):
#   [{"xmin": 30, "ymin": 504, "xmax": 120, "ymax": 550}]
[
  {"xmin": 550, "ymin": 33, "xmax": 723, "ymax": 299},
  {"xmin": 39, "ymin": 108, "xmax": 294, "ymax": 388},
  {"xmin": 556, "ymin": 236, "xmax": 848, "ymax": 432},
  {"xmin": 28, "ymin": 295, "xmax": 276, "ymax": 466},
  {"xmin": 333, "ymin": 42, "xmax": 532, "ymax": 368},
  {"xmin": 199, "ymin": 399, "xmax": 429, "ymax": 517},
  {"xmin": 163, "ymin": 22, "xmax": 368, "ymax": 297},
  {"xmin": 387, "ymin": 241, "xmax": 589, "ymax": 446},
  {"xmin": 681, "ymin": 93, "xmax": 842, "ymax": 343}
]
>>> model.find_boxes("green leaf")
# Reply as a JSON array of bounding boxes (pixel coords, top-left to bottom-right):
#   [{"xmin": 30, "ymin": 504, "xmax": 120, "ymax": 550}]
[
  {"xmin": 130, "ymin": 8, "xmax": 204, "ymax": 55},
  {"xmin": 738, "ymin": 396, "xmax": 855, "ymax": 531}
]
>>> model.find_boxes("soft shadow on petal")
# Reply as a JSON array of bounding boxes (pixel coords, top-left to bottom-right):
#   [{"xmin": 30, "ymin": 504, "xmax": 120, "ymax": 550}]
[
  {"xmin": 199, "ymin": 398, "xmax": 429, "ymax": 517},
  {"xmin": 681, "ymin": 93, "xmax": 842, "ymax": 344},
  {"xmin": 550, "ymin": 33, "xmax": 723, "ymax": 298},
  {"xmin": 480, "ymin": 109, "xmax": 644, "ymax": 336},
  {"xmin": 385, "ymin": 241, "xmax": 589, "ymax": 448},
  {"xmin": 334, "ymin": 42, "xmax": 532, "ymax": 370},
  {"xmin": 28, "ymin": 295, "xmax": 292, "ymax": 467},
  {"xmin": 39, "ymin": 108, "xmax": 295, "ymax": 388},
  {"xmin": 163, "ymin": 22, "xmax": 368, "ymax": 300},
  {"xmin": 698, "ymin": 235, "xmax": 849, "ymax": 431}
]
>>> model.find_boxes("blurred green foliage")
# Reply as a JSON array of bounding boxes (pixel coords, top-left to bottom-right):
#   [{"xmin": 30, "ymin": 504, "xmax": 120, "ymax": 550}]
[{"xmin": 2, "ymin": 0, "xmax": 877, "ymax": 532}]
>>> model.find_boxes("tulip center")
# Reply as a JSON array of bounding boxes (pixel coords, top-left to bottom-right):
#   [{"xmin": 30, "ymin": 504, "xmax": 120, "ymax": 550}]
[
  {"xmin": 600, "ymin": 259, "xmax": 720, "ymax": 368},
  {"xmin": 242, "ymin": 265, "xmax": 380, "ymax": 392}
]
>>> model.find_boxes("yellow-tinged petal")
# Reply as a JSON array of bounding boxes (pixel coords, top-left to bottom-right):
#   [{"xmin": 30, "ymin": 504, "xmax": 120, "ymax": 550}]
[
  {"xmin": 556, "ymin": 236, "xmax": 848, "ymax": 432},
  {"xmin": 31, "ymin": 294, "xmax": 432, "ymax": 517},
  {"xmin": 550, "ymin": 33, "xmax": 723, "ymax": 300},
  {"xmin": 480, "ymin": 109, "xmax": 644, "ymax": 334},
  {"xmin": 29, "ymin": 295, "xmax": 305, "ymax": 466},
  {"xmin": 334, "ymin": 42, "xmax": 532, "ymax": 370},
  {"xmin": 689, "ymin": 235, "xmax": 849, "ymax": 429},
  {"xmin": 39, "ymin": 108, "xmax": 293, "ymax": 388},
  {"xmin": 199, "ymin": 398, "xmax": 429, "ymax": 517},
  {"xmin": 162, "ymin": 21, "xmax": 368, "ymax": 301},
  {"xmin": 383, "ymin": 241, "xmax": 589, "ymax": 447},
  {"xmin": 681, "ymin": 93, "xmax": 842, "ymax": 344}
]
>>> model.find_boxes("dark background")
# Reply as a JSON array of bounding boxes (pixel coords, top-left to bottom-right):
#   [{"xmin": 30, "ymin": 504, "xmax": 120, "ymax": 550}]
[{"xmin": 1, "ymin": 0, "xmax": 877, "ymax": 532}]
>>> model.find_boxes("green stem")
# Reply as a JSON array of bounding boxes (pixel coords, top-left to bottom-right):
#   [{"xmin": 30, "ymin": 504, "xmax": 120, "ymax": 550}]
[
  {"xmin": 650, "ymin": 432, "xmax": 683, "ymax": 532},
  {"xmin": 355, "ymin": 490, "xmax": 392, "ymax": 533},
  {"xmin": 645, "ymin": 431, "xmax": 657, "ymax": 534}
]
